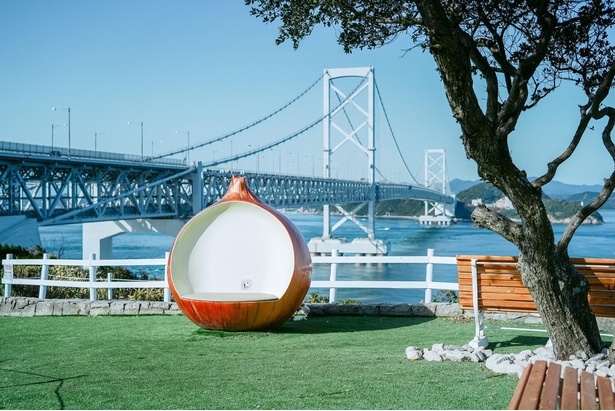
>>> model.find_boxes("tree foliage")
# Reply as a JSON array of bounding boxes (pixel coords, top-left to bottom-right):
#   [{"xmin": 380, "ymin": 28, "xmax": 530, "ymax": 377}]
[{"xmin": 247, "ymin": 0, "xmax": 615, "ymax": 359}]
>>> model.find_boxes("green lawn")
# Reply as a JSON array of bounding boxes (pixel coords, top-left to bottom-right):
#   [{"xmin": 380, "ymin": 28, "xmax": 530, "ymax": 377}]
[{"xmin": 0, "ymin": 314, "xmax": 551, "ymax": 410}]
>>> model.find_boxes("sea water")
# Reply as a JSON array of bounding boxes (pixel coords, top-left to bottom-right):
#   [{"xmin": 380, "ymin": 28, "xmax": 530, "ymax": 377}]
[{"xmin": 38, "ymin": 209, "xmax": 615, "ymax": 304}]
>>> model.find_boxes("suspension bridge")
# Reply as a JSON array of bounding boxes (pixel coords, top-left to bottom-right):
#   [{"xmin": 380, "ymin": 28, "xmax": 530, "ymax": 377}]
[{"xmin": 0, "ymin": 67, "xmax": 456, "ymax": 258}]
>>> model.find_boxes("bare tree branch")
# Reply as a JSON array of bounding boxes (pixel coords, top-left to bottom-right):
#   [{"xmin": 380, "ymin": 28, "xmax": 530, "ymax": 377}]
[
  {"xmin": 558, "ymin": 171, "xmax": 615, "ymax": 251},
  {"xmin": 534, "ymin": 62, "xmax": 615, "ymax": 188},
  {"xmin": 471, "ymin": 204, "xmax": 524, "ymax": 246},
  {"xmin": 532, "ymin": 107, "xmax": 591, "ymax": 188}
]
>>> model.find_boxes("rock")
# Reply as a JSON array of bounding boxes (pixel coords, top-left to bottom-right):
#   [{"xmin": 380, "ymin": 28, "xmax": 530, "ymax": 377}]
[
  {"xmin": 406, "ymin": 338, "xmax": 615, "ymax": 382},
  {"xmin": 569, "ymin": 359, "xmax": 586, "ymax": 370},
  {"xmin": 423, "ymin": 349, "xmax": 443, "ymax": 362},
  {"xmin": 532, "ymin": 347, "xmax": 555, "ymax": 361},
  {"xmin": 432, "ymin": 343, "xmax": 444, "ymax": 352},
  {"xmin": 486, "ymin": 356, "xmax": 515, "ymax": 374},
  {"xmin": 434, "ymin": 303, "xmax": 462, "ymax": 317},
  {"xmin": 588, "ymin": 353, "xmax": 607, "ymax": 363},
  {"xmin": 470, "ymin": 353, "xmax": 484, "ymax": 362},
  {"xmin": 445, "ymin": 350, "xmax": 472, "ymax": 362},
  {"xmin": 405, "ymin": 346, "xmax": 423, "ymax": 361},
  {"xmin": 596, "ymin": 368, "xmax": 610, "ymax": 378},
  {"xmin": 515, "ymin": 350, "xmax": 534, "ymax": 362}
]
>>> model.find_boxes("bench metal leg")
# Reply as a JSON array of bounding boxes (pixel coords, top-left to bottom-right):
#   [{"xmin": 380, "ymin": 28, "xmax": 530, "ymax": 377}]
[
  {"xmin": 470, "ymin": 310, "xmax": 488, "ymax": 348},
  {"xmin": 469, "ymin": 258, "xmax": 488, "ymax": 348}
]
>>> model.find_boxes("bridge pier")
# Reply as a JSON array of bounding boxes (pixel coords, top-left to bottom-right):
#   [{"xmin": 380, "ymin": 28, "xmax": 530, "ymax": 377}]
[
  {"xmin": 418, "ymin": 215, "xmax": 454, "ymax": 225},
  {"xmin": 307, "ymin": 237, "xmax": 389, "ymax": 257},
  {"xmin": 82, "ymin": 219, "xmax": 185, "ymax": 260}
]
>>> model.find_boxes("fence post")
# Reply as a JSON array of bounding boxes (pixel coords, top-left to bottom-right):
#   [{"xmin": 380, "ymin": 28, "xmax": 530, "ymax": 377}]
[
  {"xmin": 107, "ymin": 273, "xmax": 113, "ymax": 300},
  {"xmin": 89, "ymin": 253, "xmax": 97, "ymax": 301},
  {"xmin": 39, "ymin": 253, "xmax": 50, "ymax": 299},
  {"xmin": 329, "ymin": 249, "xmax": 338, "ymax": 303},
  {"xmin": 424, "ymin": 248, "xmax": 434, "ymax": 303},
  {"xmin": 163, "ymin": 252, "xmax": 171, "ymax": 303},
  {"xmin": 3, "ymin": 254, "xmax": 13, "ymax": 297}
]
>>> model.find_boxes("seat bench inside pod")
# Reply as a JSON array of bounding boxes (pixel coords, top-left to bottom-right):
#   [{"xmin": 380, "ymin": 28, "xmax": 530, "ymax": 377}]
[{"xmin": 168, "ymin": 176, "xmax": 312, "ymax": 331}]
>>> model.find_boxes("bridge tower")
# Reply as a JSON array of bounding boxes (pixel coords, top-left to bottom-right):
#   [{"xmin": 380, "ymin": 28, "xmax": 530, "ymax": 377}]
[
  {"xmin": 419, "ymin": 149, "xmax": 455, "ymax": 225},
  {"xmin": 307, "ymin": 67, "xmax": 388, "ymax": 256}
]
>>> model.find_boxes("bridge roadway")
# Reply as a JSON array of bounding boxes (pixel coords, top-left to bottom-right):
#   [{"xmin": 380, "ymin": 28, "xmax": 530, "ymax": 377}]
[{"xmin": 0, "ymin": 141, "xmax": 453, "ymax": 226}]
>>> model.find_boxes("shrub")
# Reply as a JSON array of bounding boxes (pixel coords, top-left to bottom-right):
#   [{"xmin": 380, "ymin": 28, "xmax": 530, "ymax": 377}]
[
  {"xmin": 432, "ymin": 290, "xmax": 459, "ymax": 303},
  {"xmin": 304, "ymin": 291, "xmax": 329, "ymax": 303}
]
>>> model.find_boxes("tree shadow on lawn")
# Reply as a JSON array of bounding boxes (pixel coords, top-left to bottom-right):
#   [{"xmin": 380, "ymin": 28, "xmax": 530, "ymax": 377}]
[
  {"xmin": 488, "ymin": 334, "xmax": 550, "ymax": 350},
  {"xmin": 0, "ymin": 364, "xmax": 86, "ymax": 410}
]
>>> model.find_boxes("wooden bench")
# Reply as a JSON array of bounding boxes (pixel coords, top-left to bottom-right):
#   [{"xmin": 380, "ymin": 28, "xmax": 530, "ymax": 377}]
[
  {"xmin": 509, "ymin": 360, "xmax": 615, "ymax": 410},
  {"xmin": 456, "ymin": 255, "xmax": 615, "ymax": 347}
]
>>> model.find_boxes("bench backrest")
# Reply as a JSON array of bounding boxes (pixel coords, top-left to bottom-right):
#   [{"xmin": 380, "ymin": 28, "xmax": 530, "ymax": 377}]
[{"xmin": 457, "ymin": 255, "xmax": 615, "ymax": 317}]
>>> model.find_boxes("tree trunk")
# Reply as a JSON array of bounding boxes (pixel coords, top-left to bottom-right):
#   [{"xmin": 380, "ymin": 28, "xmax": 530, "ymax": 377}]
[
  {"xmin": 517, "ymin": 249, "xmax": 603, "ymax": 359},
  {"xmin": 416, "ymin": 0, "xmax": 605, "ymax": 359},
  {"xmin": 472, "ymin": 204, "xmax": 604, "ymax": 359}
]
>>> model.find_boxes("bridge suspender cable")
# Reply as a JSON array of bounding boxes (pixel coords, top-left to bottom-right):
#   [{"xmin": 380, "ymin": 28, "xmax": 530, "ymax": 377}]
[
  {"xmin": 149, "ymin": 73, "xmax": 326, "ymax": 161},
  {"xmin": 206, "ymin": 71, "xmax": 372, "ymax": 168},
  {"xmin": 203, "ymin": 116, "xmax": 325, "ymax": 168},
  {"xmin": 374, "ymin": 79, "xmax": 422, "ymax": 186}
]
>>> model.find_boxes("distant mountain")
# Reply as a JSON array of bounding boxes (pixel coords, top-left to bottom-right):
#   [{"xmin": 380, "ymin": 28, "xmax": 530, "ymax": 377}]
[
  {"xmin": 455, "ymin": 182, "xmax": 605, "ymax": 223},
  {"xmin": 564, "ymin": 191, "xmax": 615, "ymax": 209},
  {"xmin": 450, "ymin": 179, "xmax": 481, "ymax": 194},
  {"xmin": 450, "ymin": 178, "xmax": 603, "ymax": 199},
  {"xmin": 541, "ymin": 181, "xmax": 603, "ymax": 199}
]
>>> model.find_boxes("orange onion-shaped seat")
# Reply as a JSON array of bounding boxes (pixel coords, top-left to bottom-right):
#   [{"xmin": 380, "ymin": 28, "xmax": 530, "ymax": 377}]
[{"xmin": 167, "ymin": 176, "xmax": 312, "ymax": 331}]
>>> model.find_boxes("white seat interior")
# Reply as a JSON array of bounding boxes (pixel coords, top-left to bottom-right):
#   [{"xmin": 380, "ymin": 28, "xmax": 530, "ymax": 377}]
[
  {"xmin": 181, "ymin": 292, "xmax": 279, "ymax": 302},
  {"xmin": 170, "ymin": 201, "xmax": 295, "ymax": 302}
]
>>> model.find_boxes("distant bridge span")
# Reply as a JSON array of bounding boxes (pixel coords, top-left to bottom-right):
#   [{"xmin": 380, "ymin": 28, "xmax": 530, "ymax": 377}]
[{"xmin": 0, "ymin": 142, "xmax": 453, "ymax": 226}]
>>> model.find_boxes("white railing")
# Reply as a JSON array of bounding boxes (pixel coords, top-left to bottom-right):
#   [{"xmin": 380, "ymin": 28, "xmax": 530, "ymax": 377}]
[
  {"xmin": 311, "ymin": 248, "xmax": 458, "ymax": 303},
  {"xmin": 2, "ymin": 253, "xmax": 172, "ymax": 302},
  {"xmin": 1, "ymin": 249, "xmax": 458, "ymax": 304}
]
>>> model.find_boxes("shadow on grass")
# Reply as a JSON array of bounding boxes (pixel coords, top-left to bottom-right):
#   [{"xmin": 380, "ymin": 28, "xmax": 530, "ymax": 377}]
[
  {"xmin": 191, "ymin": 315, "xmax": 438, "ymax": 337},
  {"xmin": 0, "ymin": 366, "xmax": 86, "ymax": 410},
  {"xmin": 489, "ymin": 334, "xmax": 550, "ymax": 350}
]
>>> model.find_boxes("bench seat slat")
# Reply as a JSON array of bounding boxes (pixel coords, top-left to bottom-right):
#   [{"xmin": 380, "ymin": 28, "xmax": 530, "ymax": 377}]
[
  {"xmin": 518, "ymin": 360, "xmax": 548, "ymax": 409},
  {"xmin": 510, "ymin": 361, "xmax": 615, "ymax": 410},
  {"xmin": 561, "ymin": 366, "xmax": 579, "ymax": 410},
  {"xmin": 540, "ymin": 362, "xmax": 562, "ymax": 410},
  {"xmin": 508, "ymin": 363, "xmax": 534, "ymax": 410},
  {"xmin": 580, "ymin": 370, "xmax": 597, "ymax": 410},
  {"xmin": 597, "ymin": 376, "xmax": 615, "ymax": 410}
]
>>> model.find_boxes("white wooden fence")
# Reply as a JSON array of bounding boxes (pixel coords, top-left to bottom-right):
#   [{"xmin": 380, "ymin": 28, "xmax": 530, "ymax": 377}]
[
  {"xmin": 1, "ymin": 248, "xmax": 458, "ymax": 303},
  {"xmin": 2, "ymin": 253, "xmax": 172, "ymax": 302}
]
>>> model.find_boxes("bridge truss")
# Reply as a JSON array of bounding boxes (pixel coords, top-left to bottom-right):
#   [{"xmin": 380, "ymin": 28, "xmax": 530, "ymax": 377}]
[{"xmin": 0, "ymin": 150, "xmax": 452, "ymax": 226}]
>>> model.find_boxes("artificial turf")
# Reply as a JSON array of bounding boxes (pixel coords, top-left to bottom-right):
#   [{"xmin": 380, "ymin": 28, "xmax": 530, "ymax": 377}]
[{"xmin": 0, "ymin": 314, "xmax": 551, "ymax": 409}]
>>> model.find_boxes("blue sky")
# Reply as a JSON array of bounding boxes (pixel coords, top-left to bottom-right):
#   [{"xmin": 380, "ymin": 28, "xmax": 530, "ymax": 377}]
[{"xmin": 0, "ymin": 0, "xmax": 611, "ymax": 185}]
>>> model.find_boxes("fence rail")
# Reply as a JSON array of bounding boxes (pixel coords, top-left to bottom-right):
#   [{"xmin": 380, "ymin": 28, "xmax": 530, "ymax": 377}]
[{"xmin": 1, "ymin": 249, "xmax": 458, "ymax": 304}]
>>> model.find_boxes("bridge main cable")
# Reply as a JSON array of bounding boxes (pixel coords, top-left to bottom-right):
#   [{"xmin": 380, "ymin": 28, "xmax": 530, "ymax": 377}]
[{"xmin": 149, "ymin": 73, "xmax": 325, "ymax": 161}]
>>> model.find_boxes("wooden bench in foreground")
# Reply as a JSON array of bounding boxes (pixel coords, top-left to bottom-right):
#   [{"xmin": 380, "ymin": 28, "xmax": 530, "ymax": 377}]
[
  {"xmin": 509, "ymin": 360, "xmax": 615, "ymax": 410},
  {"xmin": 456, "ymin": 255, "xmax": 615, "ymax": 347}
]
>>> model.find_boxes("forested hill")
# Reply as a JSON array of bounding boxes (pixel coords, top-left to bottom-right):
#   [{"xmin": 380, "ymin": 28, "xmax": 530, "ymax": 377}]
[
  {"xmin": 455, "ymin": 182, "xmax": 604, "ymax": 224},
  {"xmin": 375, "ymin": 181, "xmax": 605, "ymax": 223}
]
